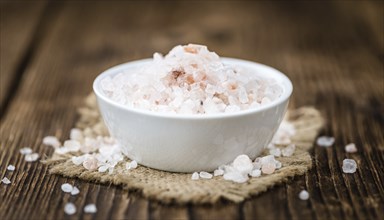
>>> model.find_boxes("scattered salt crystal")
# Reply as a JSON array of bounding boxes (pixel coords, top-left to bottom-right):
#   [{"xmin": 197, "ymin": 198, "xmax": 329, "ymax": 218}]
[
  {"xmin": 282, "ymin": 144, "xmax": 296, "ymax": 157},
  {"xmin": 64, "ymin": 202, "xmax": 76, "ymax": 215},
  {"xmin": 55, "ymin": 147, "xmax": 69, "ymax": 154},
  {"xmin": 299, "ymin": 190, "xmax": 309, "ymax": 200},
  {"xmin": 233, "ymin": 154, "xmax": 254, "ymax": 174},
  {"xmin": 126, "ymin": 160, "xmax": 138, "ymax": 170},
  {"xmin": 61, "ymin": 183, "xmax": 73, "ymax": 193},
  {"xmin": 43, "ymin": 136, "xmax": 61, "ymax": 148},
  {"xmin": 316, "ymin": 136, "xmax": 335, "ymax": 147},
  {"xmin": 71, "ymin": 186, "xmax": 80, "ymax": 195},
  {"xmin": 83, "ymin": 156, "xmax": 98, "ymax": 171},
  {"xmin": 260, "ymin": 155, "xmax": 275, "ymax": 165},
  {"xmin": 261, "ymin": 162, "xmax": 276, "ymax": 175},
  {"xmin": 249, "ymin": 169, "xmax": 261, "ymax": 177},
  {"xmin": 199, "ymin": 171, "xmax": 213, "ymax": 179},
  {"xmin": 345, "ymin": 143, "xmax": 357, "ymax": 153},
  {"xmin": 342, "ymin": 159, "xmax": 357, "ymax": 173},
  {"xmin": 275, "ymin": 161, "xmax": 282, "ymax": 169},
  {"xmin": 7, "ymin": 165, "xmax": 15, "ymax": 171},
  {"xmin": 223, "ymin": 172, "xmax": 248, "ymax": 183},
  {"xmin": 191, "ymin": 172, "xmax": 199, "ymax": 180},
  {"xmin": 64, "ymin": 140, "xmax": 81, "ymax": 152},
  {"xmin": 19, "ymin": 147, "xmax": 32, "ymax": 155},
  {"xmin": 72, "ymin": 155, "xmax": 88, "ymax": 165},
  {"xmin": 213, "ymin": 169, "xmax": 224, "ymax": 176},
  {"xmin": 25, "ymin": 153, "xmax": 39, "ymax": 162},
  {"xmin": 269, "ymin": 148, "xmax": 281, "ymax": 157},
  {"xmin": 84, "ymin": 204, "xmax": 97, "ymax": 213},
  {"xmin": 70, "ymin": 128, "xmax": 83, "ymax": 141},
  {"xmin": 1, "ymin": 177, "xmax": 11, "ymax": 185}
]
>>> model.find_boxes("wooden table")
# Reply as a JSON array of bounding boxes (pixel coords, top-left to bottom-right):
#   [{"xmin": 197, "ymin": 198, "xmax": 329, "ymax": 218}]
[{"xmin": 1, "ymin": 1, "xmax": 383, "ymax": 219}]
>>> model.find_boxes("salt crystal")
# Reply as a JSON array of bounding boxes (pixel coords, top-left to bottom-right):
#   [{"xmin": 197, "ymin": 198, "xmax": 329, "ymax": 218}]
[
  {"xmin": 249, "ymin": 169, "xmax": 261, "ymax": 177},
  {"xmin": 43, "ymin": 136, "xmax": 61, "ymax": 148},
  {"xmin": 316, "ymin": 136, "xmax": 335, "ymax": 147},
  {"xmin": 213, "ymin": 169, "xmax": 224, "ymax": 176},
  {"xmin": 269, "ymin": 148, "xmax": 281, "ymax": 157},
  {"xmin": 55, "ymin": 147, "xmax": 69, "ymax": 154},
  {"xmin": 70, "ymin": 128, "xmax": 84, "ymax": 141},
  {"xmin": 261, "ymin": 162, "xmax": 276, "ymax": 174},
  {"xmin": 72, "ymin": 155, "xmax": 88, "ymax": 165},
  {"xmin": 83, "ymin": 156, "xmax": 98, "ymax": 171},
  {"xmin": 61, "ymin": 183, "xmax": 73, "ymax": 193},
  {"xmin": 260, "ymin": 155, "xmax": 275, "ymax": 165},
  {"xmin": 7, "ymin": 165, "xmax": 15, "ymax": 171},
  {"xmin": 223, "ymin": 172, "xmax": 249, "ymax": 183},
  {"xmin": 71, "ymin": 186, "xmax": 80, "ymax": 195},
  {"xmin": 84, "ymin": 204, "xmax": 97, "ymax": 213},
  {"xmin": 1, "ymin": 177, "xmax": 11, "ymax": 185},
  {"xmin": 19, "ymin": 147, "xmax": 32, "ymax": 155},
  {"xmin": 299, "ymin": 190, "xmax": 309, "ymax": 200},
  {"xmin": 282, "ymin": 144, "xmax": 296, "ymax": 157},
  {"xmin": 25, "ymin": 153, "xmax": 39, "ymax": 162},
  {"xmin": 100, "ymin": 44, "xmax": 283, "ymax": 115},
  {"xmin": 233, "ymin": 154, "xmax": 253, "ymax": 174},
  {"xmin": 199, "ymin": 171, "xmax": 213, "ymax": 179},
  {"xmin": 191, "ymin": 172, "xmax": 199, "ymax": 180},
  {"xmin": 64, "ymin": 140, "xmax": 81, "ymax": 152},
  {"xmin": 345, "ymin": 143, "xmax": 357, "ymax": 153},
  {"xmin": 342, "ymin": 159, "xmax": 357, "ymax": 173},
  {"xmin": 126, "ymin": 160, "xmax": 138, "ymax": 170},
  {"xmin": 64, "ymin": 203, "xmax": 76, "ymax": 215}
]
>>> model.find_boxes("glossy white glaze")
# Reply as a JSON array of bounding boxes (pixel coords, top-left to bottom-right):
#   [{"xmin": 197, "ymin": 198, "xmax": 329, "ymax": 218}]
[{"xmin": 93, "ymin": 58, "xmax": 292, "ymax": 172}]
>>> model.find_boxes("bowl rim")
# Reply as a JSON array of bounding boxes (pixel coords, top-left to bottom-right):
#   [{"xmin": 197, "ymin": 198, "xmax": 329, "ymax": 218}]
[{"xmin": 93, "ymin": 57, "xmax": 293, "ymax": 120}]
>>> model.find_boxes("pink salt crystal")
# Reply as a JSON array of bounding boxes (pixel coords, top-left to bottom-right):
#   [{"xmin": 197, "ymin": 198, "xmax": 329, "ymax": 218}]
[
  {"xmin": 345, "ymin": 143, "xmax": 357, "ymax": 153},
  {"xmin": 83, "ymin": 156, "xmax": 98, "ymax": 171},
  {"xmin": 261, "ymin": 163, "xmax": 276, "ymax": 175}
]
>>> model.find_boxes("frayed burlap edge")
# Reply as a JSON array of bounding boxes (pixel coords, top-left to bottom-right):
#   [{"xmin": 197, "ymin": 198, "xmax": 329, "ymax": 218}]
[{"xmin": 44, "ymin": 94, "xmax": 324, "ymax": 204}]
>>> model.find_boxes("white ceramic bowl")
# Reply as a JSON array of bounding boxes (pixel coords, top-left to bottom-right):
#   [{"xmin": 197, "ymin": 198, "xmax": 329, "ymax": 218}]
[{"xmin": 93, "ymin": 58, "xmax": 292, "ymax": 173}]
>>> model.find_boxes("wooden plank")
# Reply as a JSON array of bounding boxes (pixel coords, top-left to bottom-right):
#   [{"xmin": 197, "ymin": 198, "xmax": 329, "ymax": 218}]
[
  {"xmin": 0, "ymin": 1, "xmax": 46, "ymax": 115},
  {"xmin": 0, "ymin": 1, "xmax": 383, "ymax": 220}
]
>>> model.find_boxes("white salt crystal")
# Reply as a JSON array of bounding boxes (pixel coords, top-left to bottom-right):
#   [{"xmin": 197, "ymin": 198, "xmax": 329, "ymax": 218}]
[
  {"xmin": 25, "ymin": 153, "xmax": 39, "ymax": 162},
  {"xmin": 199, "ymin": 171, "xmax": 213, "ymax": 179},
  {"xmin": 191, "ymin": 172, "xmax": 199, "ymax": 180},
  {"xmin": 70, "ymin": 128, "xmax": 84, "ymax": 141},
  {"xmin": 213, "ymin": 169, "xmax": 224, "ymax": 176},
  {"xmin": 84, "ymin": 204, "xmax": 97, "ymax": 213},
  {"xmin": 316, "ymin": 136, "xmax": 335, "ymax": 147},
  {"xmin": 342, "ymin": 159, "xmax": 357, "ymax": 173},
  {"xmin": 249, "ymin": 169, "xmax": 261, "ymax": 177},
  {"xmin": 64, "ymin": 203, "xmax": 76, "ymax": 215},
  {"xmin": 61, "ymin": 183, "xmax": 73, "ymax": 193},
  {"xmin": 71, "ymin": 155, "xmax": 88, "ymax": 165},
  {"xmin": 282, "ymin": 144, "xmax": 296, "ymax": 157},
  {"xmin": 64, "ymin": 140, "xmax": 81, "ymax": 152},
  {"xmin": 126, "ymin": 160, "xmax": 138, "ymax": 170},
  {"xmin": 275, "ymin": 161, "xmax": 282, "ymax": 169},
  {"xmin": 223, "ymin": 172, "xmax": 249, "ymax": 183},
  {"xmin": 233, "ymin": 154, "xmax": 253, "ymax": 174},
  {"xmin": 269, "ymin": 148, "xmax": 281, "ymax": 157},
  {"xmin": 261, "ymin": 162, "xmax": 276, "ymax": 175},
  {"xmin": 98, "ymin": 165, "xmax": 109, "ymax": 173},
  {"xmin": 7, "ymin": 165, "xmax": 15, "ymax": 171},
  {"xmin": 345, "ymin": 143, "xmax": 357, "ymax": 153},
  {"xmin": 43, "ymin": 136, "xmax": 61, "ymax": 148},
  {"xmin": 19, "ymin": 147, "xmax": 32, "ymax": 155},
  {"xmin": 1, "ymin": 177, "xmax": 11, "ymax": 185},
  {"xmin": 71, "ymin": 186, "xmax": 80, "ymax": 195},
  {"xmin": 55, "ymin": 147, "xmax": 69, "ymax": 155},
  {"xmin": 299, "ymin": 190, "xmax": 309, "ymax": 200}
]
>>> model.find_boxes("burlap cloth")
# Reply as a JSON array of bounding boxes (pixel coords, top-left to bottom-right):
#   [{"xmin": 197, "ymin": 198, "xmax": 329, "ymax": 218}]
[{"xmin": 45, "ymin": 94, "xmax": 324, "ymax": 204}]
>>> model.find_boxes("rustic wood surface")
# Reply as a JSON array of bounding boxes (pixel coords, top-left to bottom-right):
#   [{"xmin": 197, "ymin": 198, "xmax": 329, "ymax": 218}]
[{"xmin": 0, "ymin": 1, "xmax": 383, "ymax": 220}]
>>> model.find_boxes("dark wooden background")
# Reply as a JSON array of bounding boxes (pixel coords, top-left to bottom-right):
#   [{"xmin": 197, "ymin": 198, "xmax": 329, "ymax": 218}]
[{"xmin": 1, "ymin": 1, "xmax": 383, "ymax": 219}]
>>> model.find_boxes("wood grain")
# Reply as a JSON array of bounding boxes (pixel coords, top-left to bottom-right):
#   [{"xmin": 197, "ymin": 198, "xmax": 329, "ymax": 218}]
[{"xmin": 0, "ymin": 1, "xmax": 383, "ymax": 220}]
